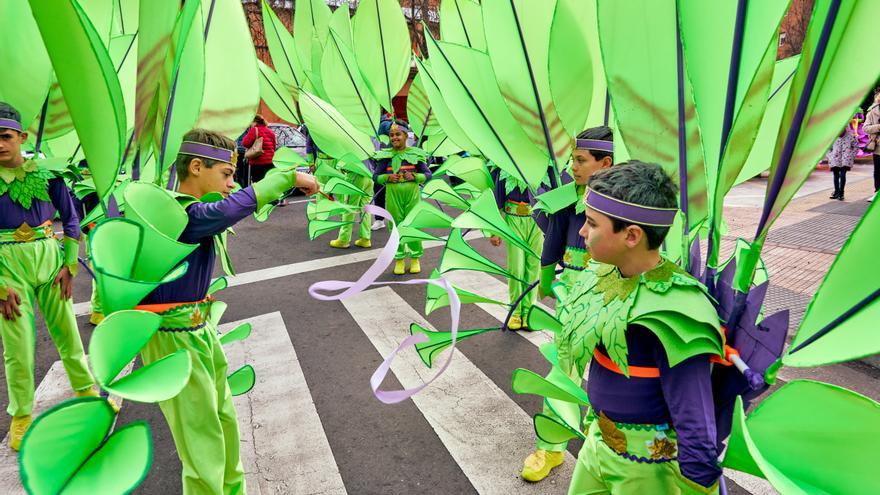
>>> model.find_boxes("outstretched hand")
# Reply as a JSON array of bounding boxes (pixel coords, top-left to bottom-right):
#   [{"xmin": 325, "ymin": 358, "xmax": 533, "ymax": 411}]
[
  {"xmin": 489, "ymin": 235, "xmax": 502, "ymax": 247},
  {"xmin": 0, "ymin": 287, "xmax": 22, "ymax": 321},
  {"xmin": 296, "ymin": 172, "xmax": 321, "ymax": 196}
]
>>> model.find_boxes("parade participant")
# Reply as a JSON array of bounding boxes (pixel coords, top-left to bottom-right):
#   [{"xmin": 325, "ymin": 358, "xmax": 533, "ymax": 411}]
[
  {"xmin": 135, "ymin": 128, "xmax": 319, "ymax": 494},
  {"xmin": 488, "ymin": 165, "xmax": 544, "ymax": 330},
  {"xmin": 562, "ymin": 161, "xmax": 723, "ymax": 494},
  {"xmin": 0, "ymin": 102, "xmax": 99, "ymax": 450},
  {"xmin": 372, "ymin": 120, "xmax": 430, "ymax": 275},
  {"xmin": 522, "ymin": 126, "xmax": 614, "ymax": 481}
]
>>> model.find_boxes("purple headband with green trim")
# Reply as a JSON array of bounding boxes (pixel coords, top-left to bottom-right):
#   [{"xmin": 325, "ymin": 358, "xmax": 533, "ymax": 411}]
[
  {"xmin": 575, "ymin": 139, "xmax": 613, "ymax": 153},
  {"xmin": 179, "ymin": 141, "xmax": 234, "ymax": 164},
  {"xmin": 585, "ymin": 188, "xmax": 678, "ymax": 227},
  {"xmin": 0, "ymin": 118, "xmax": 23, "ymax": 132}
]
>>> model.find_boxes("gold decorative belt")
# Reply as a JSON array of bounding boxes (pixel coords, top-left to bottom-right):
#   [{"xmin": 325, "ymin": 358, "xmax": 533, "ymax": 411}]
[{"xmin": 0, "ymin": 221, "xmax": 55, "ymax": 244}]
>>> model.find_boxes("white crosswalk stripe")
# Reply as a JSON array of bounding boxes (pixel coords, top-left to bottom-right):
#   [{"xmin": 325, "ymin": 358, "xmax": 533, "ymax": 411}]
[
  {"xmin": 221, "ymin": 312, "xmax": 347, "ymax": 495},
  {"xmin": 342, "ymin": 286, "xmax": 576, "ymax": 493}
]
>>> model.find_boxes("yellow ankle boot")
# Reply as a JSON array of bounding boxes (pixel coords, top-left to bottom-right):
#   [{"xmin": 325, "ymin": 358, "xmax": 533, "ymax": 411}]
[
  {"xmin": 409, "ymin": 258, "xmax": 421, "ymax": 274},
  {"xmin": 354, "ymin": 238, "xmax": 371, "ymax": 248},
  {"xmin": 9, "ymin": 415, "xmax": 32, "ymax": 451},
  {"xmin": 521, "ymin": 449, "xmax": 564, "ymax": 482},
  {"xmin": 329, "ymin": 239, "xmax": 350, "ymax": 249},
  {"xmin": 393, "ymin": 259, "xmax": 406, "ymax": 275}
]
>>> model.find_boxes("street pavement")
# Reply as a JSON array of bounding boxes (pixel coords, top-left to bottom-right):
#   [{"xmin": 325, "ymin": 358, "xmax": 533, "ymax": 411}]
[{"xmin": 0, "ymin": 166, "xmax": 877, "ymax": 494}]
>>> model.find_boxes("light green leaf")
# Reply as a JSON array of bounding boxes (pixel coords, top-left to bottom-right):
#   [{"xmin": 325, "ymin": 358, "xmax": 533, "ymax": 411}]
[
  {"xmin": 0, "ymin": 1, "xmax": 51, "ymax": 129},
  {"xmin": 413, "ymin": 57, "xmax": 480, "ymax": 153},
  {"xmin": 299, "ymin": 90, "xmax": 374, "ymax": 160},
  {"xmin": 262, "ymin": 0, "xmax": 307, "ymax": 101},
  {"xmin": 439, "ymin": 0, "xmax": 486, "ymax": 50},
  {"xmin": 258, "ymin": 60, "xmax": 301, "ymax": 125},
  {"xmin": 321, "ymin": 27, "xmax": 381, "ymax": 137},
  {"xmin": 352, "ymin": 0, "xmax": 411, "ymax": 112}
]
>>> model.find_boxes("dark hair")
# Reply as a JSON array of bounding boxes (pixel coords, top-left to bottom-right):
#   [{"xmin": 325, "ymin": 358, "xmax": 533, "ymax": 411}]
[
  {"xmin": 175, "ymin": 128, "xmax": 236, "ymax": 181},
  {"xmin": 577, "ymin": 126, "xmax": 613, "ymax": 161},
  {"xmin": 587, "ymin": 160, "xmax": 678, "ymax": 250},
  {"xmin": 0, "ymin": 102, "xmax": 22, "ymax": 133},
  {"xmin": 253, "ymin": 114, "xmax": 267, "ymax": 126}
]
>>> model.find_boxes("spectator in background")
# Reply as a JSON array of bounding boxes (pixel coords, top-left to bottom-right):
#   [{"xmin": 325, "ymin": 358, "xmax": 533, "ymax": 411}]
[
  {"xmin": 242, "ymin": 115, "xmax": 276, "ymax": 184},
  {"xmin": 827, "ymin": 119, "xmax": 859, "ymax": 201},
  {"xmin": 863, "ymin": 88, "xmax": 880, "ymax": 202}
]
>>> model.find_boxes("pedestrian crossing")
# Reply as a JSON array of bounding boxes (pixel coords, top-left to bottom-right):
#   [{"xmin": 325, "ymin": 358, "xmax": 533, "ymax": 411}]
[{"xmin": 7, "ymin": 255, "xmax": 780, "ymax": 494}]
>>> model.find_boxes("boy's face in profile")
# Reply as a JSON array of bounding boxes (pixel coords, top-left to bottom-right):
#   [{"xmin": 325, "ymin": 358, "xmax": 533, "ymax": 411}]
[
  {"xmin": 570, "ymin": 149, "xmax": 610, "ymax": 185},
  {"xmin": 189, "ymin": 158, "xmax": 237, "ymax": 197},
  {"xmin": 0, "ymin": 129, "xmax": 26, "ymax": 167},
  {"xmin": 579, "ymin": 208, "xmax": 645, "ymax": 266}
]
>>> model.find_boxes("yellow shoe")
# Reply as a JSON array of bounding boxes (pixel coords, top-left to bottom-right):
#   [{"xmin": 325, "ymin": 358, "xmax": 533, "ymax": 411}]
[
  {"xmin": 329, "ymin": 239, "xmax": 350, "ymax": 249},
  {"xmin": 508, "ymin": 315, "xmax": 523, "ymax": 330},
  {"xmin": 75, "ymin": 388, "xmax": 120, "ymax": 413},
  {"xmin": 409, "ymin": 259, "xmax": 421, "ymax": 274},
  {"xmin": 354, "ymin": 238, "xmax": 372, "ymax": 248},
  {"xmin": 521, "ymin": 449, "xmax": 564, "ymax": 482},
  {"xmin": 393, "ymin": 259, "xmax": 406, "ymax": 275},
  {"xmin": 9, "ymin": 415, "xmax": 32, "ymax": 451},
  {"xmin": 89, "ymin": 312, "xmax": 105, "ymax": 325}
]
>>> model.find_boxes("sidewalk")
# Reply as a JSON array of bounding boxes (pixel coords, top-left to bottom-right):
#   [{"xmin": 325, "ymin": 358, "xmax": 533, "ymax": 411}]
[{"xmin": 720, "ymin": 162, "xmax": 876, "ymax": 367}]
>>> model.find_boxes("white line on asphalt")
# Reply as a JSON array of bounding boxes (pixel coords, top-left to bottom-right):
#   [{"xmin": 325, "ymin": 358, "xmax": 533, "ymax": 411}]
[
  {"xmin": 221, "ymin": 312, "xmax": 347, "ymax": 495},
  {"xmin": 74, "ymin": 232, "xmax": 484, "ymax": 316},
  {"xmin": 0, "ymin": 360, "xmax": 132, "ymax": 493},
  {"xmin": 342, "ymin": 287, "xmax": 576, "ymax": 494}
]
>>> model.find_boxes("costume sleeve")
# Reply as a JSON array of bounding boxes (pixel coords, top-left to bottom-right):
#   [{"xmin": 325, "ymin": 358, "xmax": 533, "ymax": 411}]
[
  {"xmin": 414, "ymin": 160, "xmax": 431, "ymax": 184},
  {"xmin": 491, "ymin": 168, "xmax": 506, "ymax": 210},
  {"xmin": 242, "ymin": 127, "xmax": 256, "ymax": 148},
  {"xmin": 654, "ymin": 344, "xmax": 722, "ymax": 489},
  {"xmin": 181, "ymin": 186, "xmax": 257, "ymax": 241},
  {"xmin": 48, "ymin": 178, "xmax": 81, "ymax": 241},
  {"xmin": 373, "ymin": 159, "xmax": 389, "ymax": 184},
  {"xmin": 540, "ymin": 207, "xmax": 569, "ymax": 267}
]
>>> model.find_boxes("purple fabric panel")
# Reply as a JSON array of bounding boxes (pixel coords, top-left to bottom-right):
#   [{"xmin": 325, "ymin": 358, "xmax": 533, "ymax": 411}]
[
  {"xmin": 586, "ymin": 189, "xmax": 677, "ymax": 226},
  {"xmin": 49, "ymin": 178, "xmax": 81, "ymax": 239},
  {"xmin": 0, "ymin": 178, "xmax": 80, "ymax": 239},
  {"xmin": 0, "ymin": 118, "xmax": 22, "ymax": 132},
  {"xmin": 539, "ymin": 205, "xmax": 585, "ymax": 266},
  {"xmin": 179, "ymin": 186, "xmax": 257, "ymax": 242}
]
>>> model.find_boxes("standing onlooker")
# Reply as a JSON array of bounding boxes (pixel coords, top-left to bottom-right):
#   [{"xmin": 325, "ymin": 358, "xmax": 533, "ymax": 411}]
[
  {"xmin": 827, "ymin": 121, "xmax": 859, "ymax": 201},
  {"xmin": 242, "ymin": 115, "xmax": 276, "ymax": 184},
  {"xmin": 862, "ymin": 88, "xmax": 880, "ymax": 202}
]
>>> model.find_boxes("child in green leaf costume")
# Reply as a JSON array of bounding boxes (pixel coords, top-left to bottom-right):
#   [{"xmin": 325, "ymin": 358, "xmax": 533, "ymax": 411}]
[
  {"xmin": 0, "ymin": 103, "xmax": 98, "ymax": 451},
  {"xmin": 372, "ymin": 120, "xmax": 431, "ymax": 275},
  {"xmin": 559, "ymin": 162, "xmax": 724, "ymax": 494}
]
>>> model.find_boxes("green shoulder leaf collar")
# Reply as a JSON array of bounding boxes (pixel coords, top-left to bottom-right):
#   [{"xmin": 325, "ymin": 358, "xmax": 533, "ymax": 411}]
[{"xmin": 0, "ymin": 160, "xmax": 54, "ymax": 209}]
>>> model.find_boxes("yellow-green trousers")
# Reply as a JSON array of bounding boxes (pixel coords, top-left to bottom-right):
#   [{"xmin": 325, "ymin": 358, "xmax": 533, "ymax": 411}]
[
  {"xmin": 0, "ymin": 239, "xmax": 94, "ymax": 416},
  {"xmin": 386, "ymin": 181, "xmax": 423, "ymax": 260},
  {"xmin": 503, "ymin": 213, "xmax": 543, "ymax": 318},
  {"xmin": 336, "ymin": 172, "xmax": 374, "ymax": 243},
  {"xmin": 141, "ymin": 302, "xmax": 245, "ymax": 495},
  {"xmin": 568, "ymin": 418, "xmax": 716, "ymax": 494}
]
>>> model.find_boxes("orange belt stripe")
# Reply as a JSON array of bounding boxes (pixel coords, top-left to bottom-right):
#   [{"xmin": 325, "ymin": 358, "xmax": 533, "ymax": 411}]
[{"xmin": 593, "ymin": 349, "xmax": 660, "ymax": 378}]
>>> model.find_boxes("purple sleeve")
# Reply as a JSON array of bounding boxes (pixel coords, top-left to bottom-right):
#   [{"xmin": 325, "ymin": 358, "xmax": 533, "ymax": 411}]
[
  {"xmin": 180, "ymin": 186, "xmax": 257, "ymax": 242},
  {"xmin": 48, "ymin": 178, "xmax": 81, "ymax": 240},
  {"xmin": 655, "ymin": 347, "xmax": 722, "ymax": 488},
  {"xmin": 416, "ymin": 160, "xmax": 432, "ymax": 181},
  {"xmin": 540, "ymin": 208, "xmax": 568, "ymax": 266},
  {"xmin": 491, "ymin": 168, "xmax": 506, "ymax": 210}
]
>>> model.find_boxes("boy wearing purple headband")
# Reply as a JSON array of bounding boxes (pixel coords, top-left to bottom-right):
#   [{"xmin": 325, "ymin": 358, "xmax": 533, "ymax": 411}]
[
  {"xmin": 134, "ymin": 129, "xmax": 318, "ymax": 494},
  {"xmin": 0, "ymin": 102, "xmax": 98, "ymax": 450},
  {"xmin": 562, "ymin": 161, "xmax": 722, "ymax": 494},
  {"xmin": 373, "ymin": 120, "xmax": 431, "ymax": 275},
  {"xmin": 522, "ymin": 126, "xmax": 613, "ymax": 482}
]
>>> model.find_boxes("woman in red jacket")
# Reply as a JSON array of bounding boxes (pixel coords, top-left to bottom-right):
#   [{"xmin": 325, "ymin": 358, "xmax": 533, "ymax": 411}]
[{"xmin": 242, "ymin": 115, "xmax": 277, "ymax": 183}]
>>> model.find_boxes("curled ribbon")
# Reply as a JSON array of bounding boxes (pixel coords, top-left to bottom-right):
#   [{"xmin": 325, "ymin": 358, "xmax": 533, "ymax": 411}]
[{"xmin": 309, "ymin": 204, "xmax": 462, "ymax": 404}]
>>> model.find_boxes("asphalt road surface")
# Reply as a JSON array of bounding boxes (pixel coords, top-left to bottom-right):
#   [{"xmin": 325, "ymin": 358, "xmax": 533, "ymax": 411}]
[{"xmin": 1, "ymin": 199, "xmax": 877, "ymax": 494}]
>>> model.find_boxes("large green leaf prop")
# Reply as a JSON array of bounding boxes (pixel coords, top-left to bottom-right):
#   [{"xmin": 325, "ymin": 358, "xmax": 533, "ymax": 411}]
[
  {"xmin": 533, "ymin": 181, "xmax": 577, "ymax": 214},
  {"xmin": 424, "ymin": 269, "xmax": 507, "ymax": 315},
  {"xmin": 299, "ymin": 90, "xmax": 374, "ymax": 160},
  {"xmin": 597, "ymin": 0, "xmax": 707, "ymax": 230},
  {"xmin": 89, "ymin": 218, "xmax": 189, "ymax": 314},
  {"xmin": 134, "ymin": 0, "xmax": 179, "ymax": 157},
  {"xmin": 426, "ymin": 34, "xmax": 550, "ymax": 189},
  {"xmin": 679, "ymin": 0, "xmax": 789, "ymax": 268},
  {"xmin": 399, "ymin": 201, "xmax": 454, "ymax": 230},
  {"xmin": 439, "ymin": 0, "xmax": 486, "ymax": 50},
  {"xmin": 352, "ymin": 0, "xmax": 410, "ymax": 112},
  {"xmin": 548, "ymin": 0, "xmax": 596, "ymax": 139},
  {"xmin": 783, "ymin": 201, "xmax": 880, "ymax": 367},
  {"xmin": 413, "ymin": 57, "xmax": 480, "ymax": 154},
  {"xmin": 511, "ymin": 367, "xmax": 589, "ymax": 406},
  {"xmin": 410, "ymin": 324, "xmax": 497, "ymax": 368},
  {"xmin": 735, "ymin": 56, "xmax": 800, "ymax": 185},
  {"xmin": 533, "ymin": 412, "xmax": 585, "ymax": 445},
  {"xmin": 123, "ymin": 181, "xmax": 198, "ymax": 280},
  {"xmin": 28, "ymin": 0, "xmax": 126, "ymax": 203},
  {"xmin": 308, "ymin": 218, "xmax": 352, "ymax": 240},
  {"xmin": 398, "ymin": 227, "xmax": 442, "ymax": 245},
  {"xmin": 228, "ymin": 365, "xmax": 256, "ymax": 396},
  {"xmin": 89, "ymin": 310, "xmax": 193, "ymax": 402},
  {"xmin": 19, "ymin": 398, "xmax": 151, "ymax": 495},
  {"xmin": 483, "ymin": 0, "xmax": 569, "ymax": 165},
  {"xmin": 756, "ymin": 0, "xmax": 880, "ymax": 241},
  {"xmin": 0, "ymin": 1, "xmax": 51, "ymax": 129},
  {"xmin": 408, "ymin": 74, "xmax": 443, "ymax": 140},
  {"xmin": 322, "ymin": 27, "xmax": 381, "ymax": 137},
  {"xmin": 220, "ymin": 322, "xmax": 252, "ymax": 346},
  {"xmin": 421, "ymin": 179, "xmax": 471, "ymax": 210},
  {"xmin": 323, "ymin": 177, "xmax": 369, "ymax": 198},
  {"xmin": 451, "ymin": 192, "xmax": 539, "ymax": 259},
  {"xmin": 441, "ymin": 155, "xmax": 494, "ymax": 192},
  {"xmin": 261, "ymin": 0, "xmax": 307, "ymax": 105},
  {"xmin": 258, "ymin": 61, "xmax": 302, "ymax": 125},
  {"xmin": 154, "ymin": 1, "xmax": 206, "ymax": 179},
  {"xmin": 195, "ymin": 0, "xmax": 260, "ymax": 137},
  {"xmin": 723, "ymin": 381, "xmax": 880, "ymax": 493},
  {"xmin": 439, "ymin": 229, "xmax": 523, "ymax": 283},
  {"xmin": 294, "ymin": 0, "xmax": 332, "ymax": 98}
]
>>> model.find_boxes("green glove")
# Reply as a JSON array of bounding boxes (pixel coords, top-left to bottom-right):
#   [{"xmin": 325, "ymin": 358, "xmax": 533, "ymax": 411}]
[
  {"xmin": 253, "ymin": 168, "xmax": 297, "ymax": 210},
  {"xmin": 376, "ymin": 174, "xmax": 389, "ymax": 185},
  {"xmin": 62, "ymin": 236, "xmax": 80, "ymax": 277},
  {"xmin": 539, "ymin": 264, "xmax": 556, "ymax": 296},
  {"xmin": 414, "ymin": 173, "xmax": 427, "ymax": 184}
]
